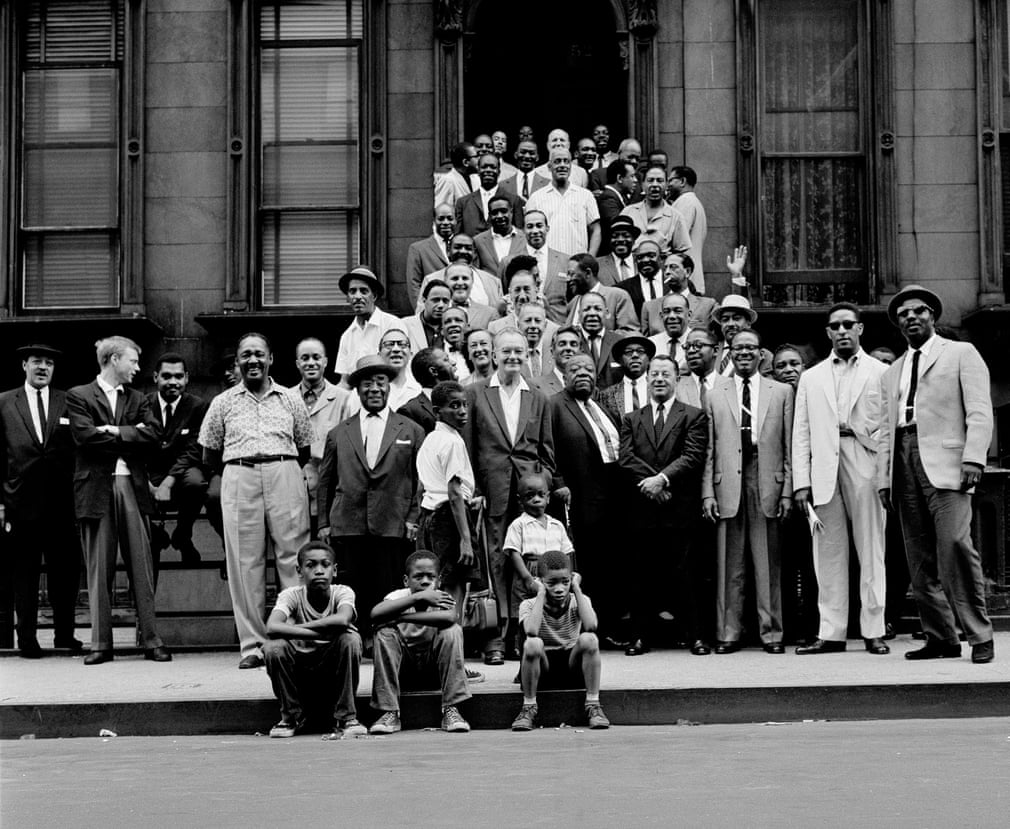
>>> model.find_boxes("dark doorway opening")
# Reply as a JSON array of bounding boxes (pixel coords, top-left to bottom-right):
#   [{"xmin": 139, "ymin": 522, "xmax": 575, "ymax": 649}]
[{"xmin": 463, "ymin": 0, "xmax": 627, "ymax": 159}]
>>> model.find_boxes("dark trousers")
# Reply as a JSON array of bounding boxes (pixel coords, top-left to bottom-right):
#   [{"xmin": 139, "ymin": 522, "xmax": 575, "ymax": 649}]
[
  {"xmin": 332, "ymin": 535, "xmax": 410, "ymax": 637},
  {"xmin": 781, "ymin": 512, "xmax": 818, "ymax": 643},
  {"xmin": 150, "ymin": 466, "xmax": 208, "ymax": 545},
  {"xmin": 5, "ymin": 516, "xmax": 82, "ymax": 646},
  {"xmin": 894, "ymin": 430, "xmax": 993, "ymax": 645},
  {"xmin": 263, "ymin": 633, "xmax": 362, "ymax": 724},
  {"xmin": 79, "ymin": 477, "xmax": 163, "ymax": 652},
  {"xmin": 627, "ymin": 526, "xmax": 698, "ymax": 646}
]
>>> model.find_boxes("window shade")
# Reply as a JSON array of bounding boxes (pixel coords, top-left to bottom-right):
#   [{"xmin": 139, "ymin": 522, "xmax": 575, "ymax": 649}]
[
  {"xmin": 259, "ymin": 0, "xmax": 363, "ymax": 41},
  {"xmin": 261, "ymin": 211, "xmax": 358, "ymax": 306},
  {"xmin": 23, "ymin": 233, "xmax": 118, "ymax": 308},
  {"xmin": 24, "ymin": 1, "xmax": 122, "ymax": 63}
]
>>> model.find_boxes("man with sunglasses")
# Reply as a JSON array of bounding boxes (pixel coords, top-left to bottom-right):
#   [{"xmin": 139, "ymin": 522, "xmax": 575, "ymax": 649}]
[
  {"xmin": 877, "ymin": 286, "xmax": 995, "ymax": 664},
  {"xmin": 792, "ymin": 303, "xmax": 890, "ymax": 655}
]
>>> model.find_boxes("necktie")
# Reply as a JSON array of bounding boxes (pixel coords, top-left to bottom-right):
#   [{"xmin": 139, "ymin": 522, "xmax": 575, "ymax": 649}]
[
  {"xmin": 584, "ymin": 400, "xmax": 618, "ymax": 462},
  {"xmin": 590, "ymin": 335, "xmax": 600, "ymax": 363},
  {"xmin": 163, "ymin": 401, "xmax": 174, "ymax": 429},
  {"xmin": 698, "ymin": 376, "xmax": 708, "ymax": 410},
  {"xmin": 303, "ymin": 387, "xmax": 317, "ymax": 409},
  {"xmin": 531, "ymin": 348, "xmax": 542, "ymax": 377},
  {"xmin": 35, "ymin": 390, "xmax": 46, "ymax": 442},
  {"xmin": 654, "ymin": 401, "xmax": 666, "ymax": 441},
  {"xmin": 365, "ymin": 413, "xmax": 382, "ymax": 468},
  {"xmin": 741, "ymin": 376, "xmax": 753, "ymax": 459},
  {"xmin": 719, "ymin": 347, "xmax": 732, "ymax": 374},
  {"xmin": 904, "ymin": 349, "xmax": 921, "ymax": 425},
  {"xmin": 522, "ymin": 174, "xmax": 529, "ymax": 200},
  {"xmin": 630, "ymin": 381, "xmax": 640, "ymax": 411},
  {"xmin": 620, "ymin": 258, "xmax": 631, "ymax": 281},
  {"xmin": 668, "ymin": 338, "xmax": 678, "ymax": 362},
  {"xmin": 648, "ymin": 276, "xmax": 657, "ymax": 300}
]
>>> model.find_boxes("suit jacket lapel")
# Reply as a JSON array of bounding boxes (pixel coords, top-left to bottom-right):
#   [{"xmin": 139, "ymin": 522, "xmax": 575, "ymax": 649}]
[
  {"xmin": 564, "ymin": 394, "xmax": 597, "ymax": 444},
  {"xmin": 373, "ymin": 416, "xmax": 400, "ymax": 468},
  {"xmin": 641, "ymin": 406, "xmax": 658, "ymax": 449},
  {"xmin": 722, "ymin": 381, "xmax": 740, "ymax": 426},
  {"xmin": 755, "ymin": 378, "xmax": 771, "ymax": 438},
  {"xmin": 348, "ymin": 417, "xmax": 368, "ymax": 469},
  {"xmin": 13, "ymin": 389, "xmax": 42, "ymax": 447},
  {"xmin": 846, "ymin": 356, "xmax": 872, "ymax": 421},
  {"xmin": 92, "ymin": 381, "xmax": 115, "ymax": 425},
  {"xmin": 484, "ymin": 385, "xmax": 512, "ymax": 445},
  {"xmin": 660, "ymin": 400, "xmax": 684, "ymax": 446},
  {"xmin": 919, "ymin": 337, "xmax": 946, "ymax": 379},
  {"xmin": 820, "ymin": 363, "xmax": 839, "ymax": 419},
  {"xmin": 516, "ymin": 388, "xmax": 532, "ymax": 440}
]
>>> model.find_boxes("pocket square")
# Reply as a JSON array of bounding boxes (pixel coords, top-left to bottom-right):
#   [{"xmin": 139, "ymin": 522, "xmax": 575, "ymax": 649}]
[
  {"xmin": 58, "ymin": 417, "xmax": 70, "ymax": 425},
  {"xmin": 181, "ymin": 428, "xmax": 190, "ymax": 435},
  {"xmin": 395, "ymin": 438, "xmax": 412, "ymax": 445}
]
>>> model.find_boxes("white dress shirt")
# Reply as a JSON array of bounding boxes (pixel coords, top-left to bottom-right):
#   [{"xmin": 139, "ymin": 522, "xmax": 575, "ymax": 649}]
[
  {"xmin": 489, "ymin": 373, "xmax": 528, "ymax": 445},
  {"xmin": 492, "ymin": 227, "xmax": 519, "ymax": 263},
  {"xmin": 577, "ymin": 398, "xmax": 620, "ymax": 463},
  {"xmin": 639, "ymin": 272, "xmax": 662, "ymax": 302},
  {"xmin": 24, "ymin": 382, "xmax": 50, "ymax": 443},
  {"xmin": 897, "ymin": 334, "xmax": 936, "ymax": 426},
  {"xmin": 335, "ymin": 308, "xmax": 401, "ymax": 376},
  {"xmin": 733, "ymin": 373, "xmax": 760, "ymax": 446},
  {"xmin": 478, "ymin": 185, "xmax": 498, "ymax": 220},
  {"xmin": 359, "ymin": 406, "xmax": 390, "ymax": 468},
  {"xmin": 96, "ymin": 375, "xmax": 129, "ymax": 475},
  {"xmin": 621, "ymin": 375, "xmax": 649, "ymax": 413},
  {"xmin": 611, "ymin": 253, "xmax": 634, "ymax": 283}
]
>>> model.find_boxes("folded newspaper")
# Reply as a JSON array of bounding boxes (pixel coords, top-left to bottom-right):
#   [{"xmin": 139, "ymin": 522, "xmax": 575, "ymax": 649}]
[{"xmin": 805, "ymin": 501, "xmax": 824, "ymax": 536}]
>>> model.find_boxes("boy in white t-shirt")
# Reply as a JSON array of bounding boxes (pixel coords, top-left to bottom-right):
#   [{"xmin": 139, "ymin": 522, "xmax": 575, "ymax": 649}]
[{"xmin": 263, "ymin": 541, "xmax": 364, "ymax": 738}]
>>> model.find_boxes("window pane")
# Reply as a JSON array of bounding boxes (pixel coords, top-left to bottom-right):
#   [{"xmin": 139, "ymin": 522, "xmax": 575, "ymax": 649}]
[
  {"xmin": 24, "ymin": 148, "xmax": 118, "ymax": 226},
  {"xmin": 262, "ymin": 143, "xmax": 357, "ymax": 206},
  {"xmin": 259, "ymin": 0, "xmax": 363, "ymax": 41},
  {"xmin": 261, "ymin": 47, "xmax": 358, "ymax": 142},
  {"xmin": 23, "ymin": 233, "xmax": 118, "ymax": 308},
  {"xmin": 25, "ymin": 0, "xmax": 121, "ymax": 63},
  {"xmin": 762, "ymin": 158, "xmax": 862, "ymax": 271},
  {"xmin": 24, "ymin": 69, "xmax": 118, "ymax": 143},
  {"xmin": 761, "ymin": 0, "xmax": 860, "ymax": 153},
  {"xmin": 261, "ymin": 211, "xmax": 358, "ymax": 306}
]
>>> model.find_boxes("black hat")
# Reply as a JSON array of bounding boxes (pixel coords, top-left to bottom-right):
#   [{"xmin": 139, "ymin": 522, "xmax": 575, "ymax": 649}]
[
  {"xmin": 611, "ymin": 334, "xmax": 656, "ymax": 360},
  {"xmin": 16, "ymin": 343, "xmax": 62, "ymax": 359},
  {"xmin": 347, "ymin": 354, "xmax": 398, "ymax": 387},
  {"xmin": 608, "ymin": 215, "xmax": 641, "ymax": 239},
  {"xmin": 338, "ymin": 266, "xmax": 385, "ymax": 299},
  {"xmin": 887, "ymin": 284, "xmax": 943, "ymax": 326}
]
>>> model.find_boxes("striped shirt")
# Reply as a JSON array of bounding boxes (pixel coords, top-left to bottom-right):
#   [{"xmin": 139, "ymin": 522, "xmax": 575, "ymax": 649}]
[
  {"xmin": 519, "ymin": 592, "xmax": 591, "ymax": 651},
  {"xmin": 503, "ymin": 512, "xmax": 574, "ymax": 560},
  {"xmin": 524, "ymin": 184, "xmax": 600, "ymax": 255}
]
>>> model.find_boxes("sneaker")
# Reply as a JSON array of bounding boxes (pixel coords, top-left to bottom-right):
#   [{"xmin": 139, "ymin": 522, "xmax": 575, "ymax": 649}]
[
  {"xmin": 337, "ymin": 717, "xmax": 368, "ymax": 737},
  {"xmin": 369, "ymin": 711, "xmax": 401, "ymax": 735},
  {"xmin": 511, "ymin": 703, "xmax": 538, "ymax": 731},
  {"xmin": 465, "ymin": 667, "xmax": 485, "ymax": 683},
  {"xmin": 585, "ymin": 703, "xmax": 610, "ymax": 729},
  {"xmin": 441, "ymin": 706, "xmax": 470, "ymax": 733},
  {"xmin": 269, "ymin": 719, "xmax": 303, "ymax": 738}
]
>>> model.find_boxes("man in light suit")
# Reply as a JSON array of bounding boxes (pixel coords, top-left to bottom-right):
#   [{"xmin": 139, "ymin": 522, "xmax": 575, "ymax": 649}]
[
  {"xmin": 416, "ymin": 235, "xmax": 504, "ymax": 315},
  {"xmin": 406, "ymin": 203, "xmax": 455, "ymax": 308},
  {"xmin": 463, "ymin": 328, "xmax": 557, "ymax": 664},
  {"xmin": 68, "ymin": 336, "xmax": 170, "ymax": 664},
  {"xmin": 618, "ymin": 353, "xmax": 708, "ymax": 656},
  {"xmin": 565, "ymin": 253, "xmax": 638, "ymax": 333},
  {"xmin": 676, "ymin": 326, "xmax": 720, "ymax": 409},
  {"xmin": 454, "ymin": 153, "xmax": 525, "ymax": 239},
  {"xmin": 433, "ymin": 141, "xmax": 479, "ymax": 210},
  {"xmin": 702, "ymin": 329, "xmax": 793, "ymax": 654},
  {"xmin": 473, "ymin": 195, "xmax": 526, "ymax": 274},
  {"xmin": 792, "ymin": 304, "xmax": 889, "ymax": 655},
  {"xmin": 499, "ymin": 210, "xmax": 571, "ymax": 324},
  {"xmin": 317, "ymin": 355, "xmax": 425, "ymax": 637},
  {"xmin": 293, "ymin": 338, "xmax": 351, "ymax": 537},
  {"xmin": 0, "ymin": 344, "xmax": 82, "ymax": 657},
  {"xmin": 877, "ymin": 285, "xmax": 995, "ymax": 664},
  {"xmin": 640, "ymin": 252, "xmax": 717, "ymax": 336}
]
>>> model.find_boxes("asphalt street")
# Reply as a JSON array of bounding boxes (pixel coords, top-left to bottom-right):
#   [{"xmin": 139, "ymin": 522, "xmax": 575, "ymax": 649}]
[{"xmin": 3, "ymin": 717, "xmax": 1009, "ymax": 827}]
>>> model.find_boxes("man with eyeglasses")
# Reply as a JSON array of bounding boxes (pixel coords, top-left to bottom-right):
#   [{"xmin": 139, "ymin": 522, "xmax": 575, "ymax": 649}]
[
  {"xmin": 876, "ymin": 286, "xmax": 995, "ymax": 664},
  {"xmin": 702, "ymin": 329, "xmax": 793, "ymax": 655},
  {"xmin": 597, "ymin": 334, "xmax": 655, "ymax": 425},
  {"xmin": 675, "ymin": 327, "xmax": 720, "ymax": 409},
  {"xmin": 792, "ymin": 304, "xmax": 889, "ymax": 656}
]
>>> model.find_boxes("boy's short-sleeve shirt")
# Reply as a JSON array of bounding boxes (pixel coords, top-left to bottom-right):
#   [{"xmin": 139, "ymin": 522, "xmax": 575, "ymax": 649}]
[
  {"xmin": 417, "ymin": 422, "xmax": 474, "ymax": 510},
  {"xmin": 381, "ymin": 587, "xmax": 436, "ymax": 649},
  {"xmin": 518, "ymin": 592, "xmax": 590, "ymax": 651},
  {"xmin": 503, "ymin": 512, "xmax": 574, "ymax": 559},
  {"xmin": 272, "ymin": 584, "xmax": 356, "ymax": 653}
]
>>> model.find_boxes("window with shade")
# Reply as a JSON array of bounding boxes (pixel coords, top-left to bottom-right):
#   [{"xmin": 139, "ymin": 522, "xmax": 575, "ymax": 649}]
[
  {"xmin": 258, "ymin": 0, "xmax": 362, "ymax": 307},
  {"xmin": 18, "ymin": 0, "xmax": 122, "ymax": 310},
  {"xmin": 757, "ymin": 0, "xmax": 869, "ymax": 306}
]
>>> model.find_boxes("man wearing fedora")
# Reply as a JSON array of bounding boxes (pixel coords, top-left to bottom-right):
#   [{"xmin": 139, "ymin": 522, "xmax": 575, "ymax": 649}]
[
  {"xmin": 599, "ymin": 215, "xmax": 641, "ymax": 289},
  {"xmin": 712, "ymin": 294, "xmax": 774, "ymax": 377},
  {"xmin": 0, "ymin": 344, "xmax": 83, "ymax": 657},
  {"xmin": 199, "ymin": 332, "xmax": 314, "ymax": 669},
  {"xmin": 597, "ymin": 333, "xmax": 655, "ymax": 425},
  {"xmin": 335, "ymin": 267, "xmax": 401, "ymax": 387},
  {"xmin": 317, "ymin": 355, "xmax": 425, "ymax": 638},
  {"xmin": 877, "ymin": 286, "xmax": 995, "ymax": 664}
]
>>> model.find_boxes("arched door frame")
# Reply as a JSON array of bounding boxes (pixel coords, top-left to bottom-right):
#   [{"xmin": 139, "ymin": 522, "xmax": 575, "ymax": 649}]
[{"xmin": 433, "ymin": 0, "xmax": 658, "ymax": 165}]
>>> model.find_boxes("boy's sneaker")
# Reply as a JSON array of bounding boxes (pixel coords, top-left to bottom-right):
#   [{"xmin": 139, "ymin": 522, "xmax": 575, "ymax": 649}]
[
  {"xmin": 465, "ymin": 667, "xmax": 485, "ymax": 683},
  {"xmin": 269, "ymin": 719, "xmax": 303, "ymax": 738},
  {"xmin": 337, "ymin": 717, "xmax": 367, "ymax": 737},
  {"xmin": 441, "ymin": 706, "xmax": 470, "ymax": 733},
  {"xmin": 511, "ymin": 703, "xmax": 538, "ymax": 731},
  {"xmin": 585, "ymin": 703, "xmax": 610, "ymax": 729},
  {"xmin": 369, "ymin": 711, "xmax": 401, "ymax": 735}
]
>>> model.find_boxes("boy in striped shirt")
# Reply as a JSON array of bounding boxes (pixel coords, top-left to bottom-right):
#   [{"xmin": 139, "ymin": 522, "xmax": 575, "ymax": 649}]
[{"xmin": 511, "ymin": 550, "xmax": 609, "ymax": 731}]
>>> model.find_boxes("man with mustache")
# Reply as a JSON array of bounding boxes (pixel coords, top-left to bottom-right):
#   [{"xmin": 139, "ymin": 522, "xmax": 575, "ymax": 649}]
[{"xmin": 335, "ymin": 267, "xmax": 401, "ymax": 387}]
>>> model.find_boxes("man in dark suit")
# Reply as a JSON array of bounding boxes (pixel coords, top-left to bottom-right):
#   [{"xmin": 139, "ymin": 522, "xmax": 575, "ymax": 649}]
[
  {"xmin": 617, "ymin": 237, "xmax": 665, "ymax": 319},
  {"xmin": 618, "ymin": 353, "xmax": 708, "ymax": 656},
  {"xmin": 454, "ymin": 153, "xmax": 525, "ymax": 239},
  {"xmin": 531, "ymin": 325, "xmax": 583, "ymax": 398},
  {"xmin": 405, "ymin": 203, "xmax": 455, "ymax": 307},
  {"xmin": 397, "ymin": 347, "xmax": 457, "ymax": 434},
  {"xmin": 67, "ymin": 336, "xmax": 170, "ymax": 664},
  {"xmin": 565, "ymin": 253, "xmax": 639, "ymax": 333},
  {"xmin": 463, "ymin": 328, "xmax": 557, "ymax": 664},
  {"xmin": 550, "ymin": 353, "xmax": 625, "ymax": 640},
  {"xmin": 596, "ymin": 160, "xmax": 640, "ymax": 257},
  {"xmin": 499, "ymin": 139, "xmax": 550, "ymax": 201},
  {"xmin": 877, "ymin": 285, "xmax": 995, "ymax": 663},
  {"xmin": 317, "ymin": 355, "xmax": 425, "ymax": 637},
  {"xmin": 575, "ymin": 292, "xmax": 624, "ymax": 389},
  {"xmin": 0, "ymin": 344, "xmax": 82, "ymax": 657},
  {"xmin": 146, "ymin": 352, "xmax": 209, "ymax": 564},
  {"xmin": 473, "ymin": 195, "xmax": 527, "ymax": 274},
  {"xmin": 597, "ymin": 334, "xmax": 654, "ymax": 425}
]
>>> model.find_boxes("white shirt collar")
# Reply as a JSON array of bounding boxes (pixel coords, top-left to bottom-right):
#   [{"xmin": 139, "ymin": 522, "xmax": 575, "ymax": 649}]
[
  {"xmin": 489, "ymin": 372, "xmax": 530, "ymax": 391},
  {"xmin": 24, "ymin": 382, "xmax": 49, "ymax": 400},
  {"xmin": 96, "ymin": 375, "xmax": 123, "ymax": 394},
  {"xmin": 358, "ymin": 406, "xmax": 390, "ymax": 425}
]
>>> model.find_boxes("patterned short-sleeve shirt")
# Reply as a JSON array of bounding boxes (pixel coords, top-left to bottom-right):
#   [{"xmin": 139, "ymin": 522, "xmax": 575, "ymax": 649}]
[{"xmin": 198, "ymin": 380, "xmax": 315, "ymax": 462}]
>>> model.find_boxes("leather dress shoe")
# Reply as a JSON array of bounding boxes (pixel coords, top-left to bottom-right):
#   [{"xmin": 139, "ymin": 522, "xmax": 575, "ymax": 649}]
[
  {"xmin": 54, "ymin": 636, "xmax": 85, "ymax": 653},
  {"xmin": 624, "ymin": 639, "xmax": 651, "ymax": 656},
  {"xmin": 483, "ymin": 650, "xmax": 505, "ymax": 666},
  {"xmin": 714, "ymin": 641, "xmax": 740, "ymax": 654},
  {"xmin": 904, "ymin": 640, "xmax": 961, "ymax": 660},
  {"xmin": 971, "ymin": 640, "xmax": 995, "ymax": 664},
  {"xmin": 84, "ymin": 650, "xmax": 114, "ymax": 665},
  {"xmin": 795, "ymin": 639, "xmax": 846, "ymax": 655},
  {"xmin": 172, "ymin": 537, "xmax": 202, "ymax": 564},
  {"xmin": 690, "ymin": 640, "xmax": 712, "ymax": 656},
  {"xmin": 19, "ymin": 640, "xmax": 43, "ymax": 659},
  {"xmin": 145, "ymin": 646, "xmax": 172, "ymax": 662},
  {"xmin": 238, "ymin": 653, "xmax": 264, "ymax": 669},
  {"xmin": 864, "ymin": 637, "xmax": 890, "ymax": 655},
  {"xmin": 763, "ymin": 642, "xmax": 785, "ymax": 654}
]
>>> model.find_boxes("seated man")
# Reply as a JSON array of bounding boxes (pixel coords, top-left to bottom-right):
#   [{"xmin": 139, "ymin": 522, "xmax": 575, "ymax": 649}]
[
  {"xmin": 511, "ymin": 550, "xmax": 609, "ymax": 731},
  {"xmin": 147, "ymin": 352, "xmax": 211, "ymax": 563},
  {"xmin": 368, "ymin": 550, "xmax": 472, "ymax": 735},
  {"xmin": 264, "ymin": 540, "xmax": 364, "ymax": 739}
]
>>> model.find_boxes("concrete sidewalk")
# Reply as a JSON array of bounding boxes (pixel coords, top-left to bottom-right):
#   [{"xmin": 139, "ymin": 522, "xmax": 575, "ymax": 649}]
[{"xmin": 3, "ymin": 632, "xmax": 1009, "ymax": 738}]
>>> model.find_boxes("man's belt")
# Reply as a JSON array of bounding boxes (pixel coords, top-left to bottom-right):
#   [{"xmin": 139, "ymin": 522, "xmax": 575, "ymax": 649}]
[{"xmin": 226, "ymin": 455, "xmax": 297, "ymax": 467}]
